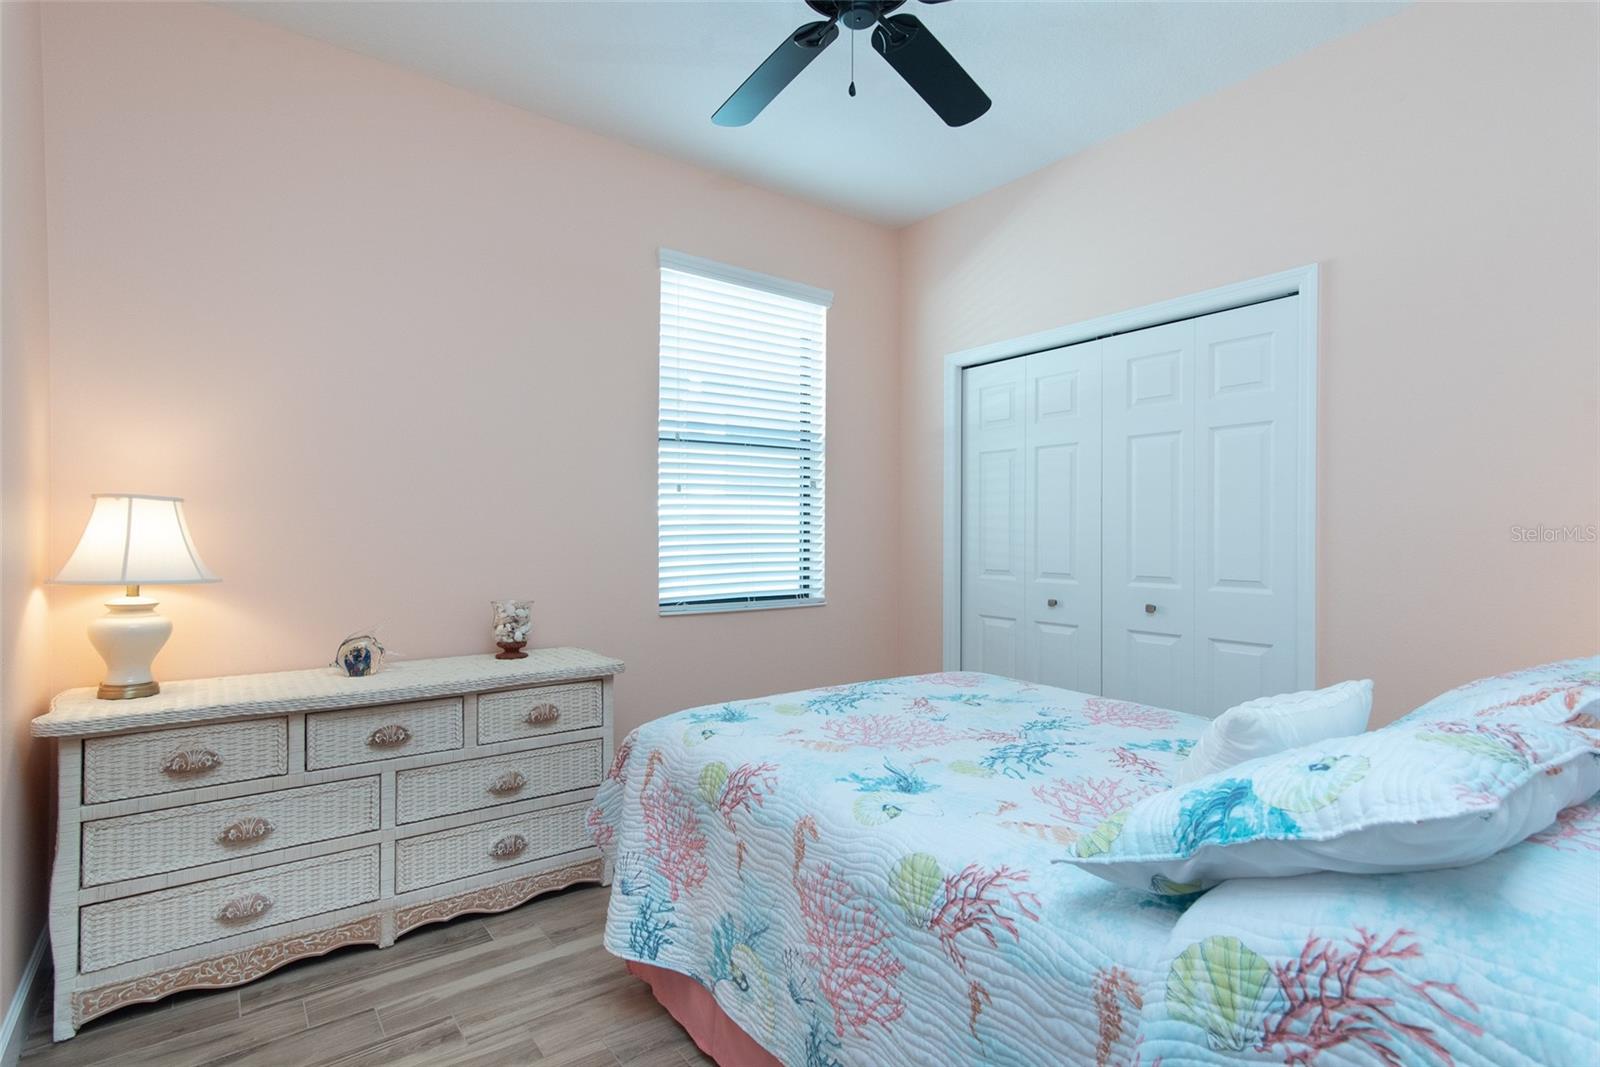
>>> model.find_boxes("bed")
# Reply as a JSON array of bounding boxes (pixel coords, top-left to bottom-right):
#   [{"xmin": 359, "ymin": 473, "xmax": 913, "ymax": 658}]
[{"xmin": 588, "ymin": 671, "xmax": 1600, "ymax": 1066}]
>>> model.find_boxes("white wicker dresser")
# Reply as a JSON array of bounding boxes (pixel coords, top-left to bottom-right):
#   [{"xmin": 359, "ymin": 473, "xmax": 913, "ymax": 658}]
[{"xmin": 31, "ymin": 648, "xmax": 622, "ymax": 1041}]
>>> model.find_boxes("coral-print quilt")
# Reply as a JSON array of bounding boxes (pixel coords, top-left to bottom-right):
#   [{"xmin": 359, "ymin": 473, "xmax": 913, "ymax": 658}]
[{"xmin": 589, "ymin": 670, "xmax": 1600, "ymax": 1066}]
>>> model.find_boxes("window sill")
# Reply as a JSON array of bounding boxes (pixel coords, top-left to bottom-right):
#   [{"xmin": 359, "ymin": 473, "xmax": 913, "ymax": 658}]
[{"xmin": 658, "ymin": 598, "xmax": 826, "ymax": 618}]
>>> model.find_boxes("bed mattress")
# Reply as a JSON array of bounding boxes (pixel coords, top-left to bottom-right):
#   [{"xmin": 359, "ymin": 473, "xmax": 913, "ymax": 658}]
[
  {"xmin": 590, "ymin": 670, "xmax": 1600, "ymax": 1066},
  {"xmin": 591, "ymin": 673, "xmax": 1203, "ymax": 1064}
]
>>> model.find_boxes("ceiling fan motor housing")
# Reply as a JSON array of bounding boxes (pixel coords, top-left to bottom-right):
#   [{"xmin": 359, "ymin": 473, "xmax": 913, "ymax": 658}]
[{"xmin": 807, "ymin": 1, "xmax": 907, "ymax": 31}]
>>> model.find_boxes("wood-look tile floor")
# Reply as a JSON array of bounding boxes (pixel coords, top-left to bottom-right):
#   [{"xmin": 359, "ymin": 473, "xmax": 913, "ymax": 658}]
[{"xmin": 20, "ymin": 885, "xmax": 714, "ymax": 1067}]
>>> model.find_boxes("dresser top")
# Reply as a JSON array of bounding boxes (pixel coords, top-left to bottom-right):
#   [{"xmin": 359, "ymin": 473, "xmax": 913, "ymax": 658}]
[{"xmin": 33, "ymin": 647, "xmax": 624, "ymax": 738}]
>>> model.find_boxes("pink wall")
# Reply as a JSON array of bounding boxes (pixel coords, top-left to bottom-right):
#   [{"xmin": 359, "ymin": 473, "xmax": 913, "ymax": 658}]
[
  {"xmin": 30, "ymin": 4, "xmax": 1600, "ymax": 741},
  {"xmin": 39, "ymin": 2, "xmax": 903, "ymax": 739},
  {"xmin": 0, "ymin": 0, "xmax": 53, "ymax": 1017},
  {"xmin": 898, "ymin": 2, "xmax": 1600, "ymax": 724}
]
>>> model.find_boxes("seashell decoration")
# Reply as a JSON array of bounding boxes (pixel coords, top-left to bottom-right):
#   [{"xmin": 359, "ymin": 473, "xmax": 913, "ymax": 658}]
[
  {"xmin": 851, "ymin": 795, "xmax": 904, "ymax": 826},
  {"xmin": 697, "ymin": 762, "xmax": 731, "ymax": 806},
  {"xmin": 1256, "ymin": 753, "xmax": 1371, "ymax": 813},
  {"xmin": 491, "ymin": 600, "xmax": 532, "ymax": 660},
  {"xmin": 526, "ymin": 703, "xmax": 561, "ymax": 726},
  {"xmin": 489, "ymin": 834, "xmax": 528, "ymax": 859},
  {"xmin": 1165, "ymin": 935, "xmax": 1282, "ymax": 1051},
  {"xmin": 216, "ymin": 817, "xmax": 274, "ymax": 845},
  {"xmin": 1149, "ymin": 874, "xmax": 1205, "ymax": 897},
  {"xmin": 215, "ymin": 893, "xmax": 274, "ymax": 925},
  {"xmin": 1073, "ymin": 810, "xmax": 1129, "ymax": 858},
  {"xmin": 366, "ymin": 724, "xmax": 411, "ymax": 748},
  {"xmin": 891, "ymin": 852, "xmax": 941, "ymax": 924},
  {"xmin": 161, "ymin": 748, "xmax": 223, "ymax": 776},
  {"xmin": 487, "ymin": 770, "xmax": 527, "ymax": 796},
  {"xmin": 333, "ymin": 631, "xmax": 386, "ymax": 677}
]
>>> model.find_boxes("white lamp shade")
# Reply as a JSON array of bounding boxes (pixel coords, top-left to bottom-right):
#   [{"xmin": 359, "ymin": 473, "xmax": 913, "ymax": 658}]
[{"xmin": 52, "ymin": 494, "xmax": 219, "ymax": 586}]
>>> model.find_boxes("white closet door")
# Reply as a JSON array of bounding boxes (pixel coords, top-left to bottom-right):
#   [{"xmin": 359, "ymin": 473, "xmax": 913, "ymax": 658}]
[
  {"xmin": 960, "ymin": 358, "xmax": 1026, "ymax": 677},
  {"xmin": 1193, "ymin": 297, "xmax": 1301, "ymax": 715},
  {"xmin": 961, "ymin": 295, "xmax": 1304, "ymax": 707},
  {"xmin": 1102, "ymin": 319, "xmax": 1196, "ymax": 711},
  {"xmin": 1023, "ymin": 342, "xmax": 1102, "ymax": 691}
]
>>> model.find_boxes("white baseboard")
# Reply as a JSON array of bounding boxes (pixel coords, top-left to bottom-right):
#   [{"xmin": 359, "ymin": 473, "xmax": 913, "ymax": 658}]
[{"xmin": 0, "ymin": 930, "xmax": 47, "ymax": 1067}]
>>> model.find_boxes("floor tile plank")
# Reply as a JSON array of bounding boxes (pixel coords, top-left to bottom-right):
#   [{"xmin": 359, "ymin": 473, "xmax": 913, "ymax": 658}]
[
  {"xmin": 362, "ymin": 928, "xmax": 596, "ymax": 1035},
  {"xmin": 332, "ymin": 1016, "xmax": 471, "ymax": 1067},
  {"xmin": 241, "ymin": 917, "xmax": 493, "ymax": 1018},
  {"xmin": 122, "ymin": 997, "xmax": 306, "ymax": 1067},
  {"xmin": 207, "ymin": 1008, "xmax": 384, "ymax": 1067},
  {"xmin": 19, "ymin": 990, "xmax": 244, "ymax": 1067}
]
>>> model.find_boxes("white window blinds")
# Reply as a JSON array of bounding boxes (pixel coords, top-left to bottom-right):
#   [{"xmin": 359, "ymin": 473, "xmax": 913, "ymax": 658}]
[{"xmin": 658, "ymin": 251, "xmax": 830, "ymax": 614}]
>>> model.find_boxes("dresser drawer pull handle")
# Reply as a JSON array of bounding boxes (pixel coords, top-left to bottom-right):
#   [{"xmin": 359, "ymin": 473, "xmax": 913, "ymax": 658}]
[
  {"xmin": 215, "ymin": 893, "xmax": 273, "ymax": 925},
  {"xmin": 526, "ymin": 703, "xmax": 561, "ymax": 726},
  {"xmin": 161, "ymin": 748, "xmax": 222, "ymax": 776},
  {"xmin": 367, "ymin": 724, "xmax": 412, "ymax": 748},
  {"xmin": 217, "ymin": 817, "xmax": 274, "ymax": 845},
  {"xmin": 489, "ymin": 834, "xmax": 528, "ymax": 860},
  {"xmin": 487, "ymin": 771, "xmax": 527, "ymax": 796}
]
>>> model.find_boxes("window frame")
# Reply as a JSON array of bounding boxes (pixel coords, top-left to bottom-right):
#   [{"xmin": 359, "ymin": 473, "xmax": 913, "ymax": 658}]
[{"xmin": 657, "ymin": 250, "xmax": 832, "ymax": 617}]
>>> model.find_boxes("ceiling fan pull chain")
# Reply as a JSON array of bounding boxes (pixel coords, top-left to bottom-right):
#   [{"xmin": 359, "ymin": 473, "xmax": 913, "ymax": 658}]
[{"xmin": 848, "ymin": 30, "xmax": 857, "ymax": 98}]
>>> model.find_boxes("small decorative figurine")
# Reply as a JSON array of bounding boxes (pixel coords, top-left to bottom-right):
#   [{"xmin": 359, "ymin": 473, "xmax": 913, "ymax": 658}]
[
  {"xmin": 491, "ymin": 599, "xmax": 532, "ymax": 660},
  {"xmin": 333, "ymin": 631, "xmax": 386, "ymax": 677}
]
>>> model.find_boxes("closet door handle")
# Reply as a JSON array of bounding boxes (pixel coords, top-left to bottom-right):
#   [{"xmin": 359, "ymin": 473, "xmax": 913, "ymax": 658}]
[
  {"xmin": 1144, "ymin": 603, "xmax": 1157, "ymax": 615},
  {"xmin": 1045, "ymin": 599, "xmax": 1058, "ymax": 608}
]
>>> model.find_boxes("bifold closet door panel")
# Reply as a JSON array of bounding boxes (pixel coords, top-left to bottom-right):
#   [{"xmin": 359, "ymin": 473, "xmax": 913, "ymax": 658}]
[
  {"xmin": 960, "ymin": 358, "xmax": 1026, "ymax": 677},
  {"xmin": 1102, "ymin": 319, "xmax": 1197, "ymax": 713},
  {"xmin": 1023, "ymin": 342, "xmax": 1102, "ymax": 693},
  {"xmin": 1193, "ymin": 296, "xmax": 1301, "ymax": 717}
]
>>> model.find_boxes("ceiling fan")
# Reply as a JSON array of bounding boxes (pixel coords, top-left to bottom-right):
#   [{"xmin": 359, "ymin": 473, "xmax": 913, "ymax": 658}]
[{"xmin": 713, "ymin": 0, "xmax": 991, "ymax": 128}]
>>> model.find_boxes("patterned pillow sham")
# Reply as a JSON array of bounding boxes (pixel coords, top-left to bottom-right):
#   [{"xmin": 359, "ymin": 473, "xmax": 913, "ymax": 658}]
[
  {"xmin": 1065, "ymin": 709, "xmax": 1600, "ymax": 895},
  {"xmin": 1396, "ymin": 655, "xmax": 1600, "ymax": 726}
]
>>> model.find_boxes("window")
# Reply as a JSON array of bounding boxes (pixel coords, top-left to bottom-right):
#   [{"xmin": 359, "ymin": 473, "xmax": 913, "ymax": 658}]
[{"xmin": 658, "ymin": 250, "xmax": 830, "ymax": 614}]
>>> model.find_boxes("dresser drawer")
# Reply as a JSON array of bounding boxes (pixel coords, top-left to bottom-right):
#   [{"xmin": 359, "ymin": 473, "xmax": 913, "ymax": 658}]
[
  {"xmin": 305, "ymin": 698, "xmax": 463, "ymax": 770},
  {"xmin": 83, "ymin": 720, "xmax": 288, "ymax": 805},
  {"xmin": 79, "ymin": 846, "xmax": 380, "ymax": 973},
  {"xmin": 395, "ymin": 801, "xmax": 591, "ymax": 893},
  {"xmin": 477, "ymin": 682, "xmax": 602, "ymax": 745},
  {"xmin": 395, "ymin": 739, "xmax": 604, "ymax": 824},
  {"xmin": 81, "ymin": 778, "xmax": 381, "ymax": 887}
]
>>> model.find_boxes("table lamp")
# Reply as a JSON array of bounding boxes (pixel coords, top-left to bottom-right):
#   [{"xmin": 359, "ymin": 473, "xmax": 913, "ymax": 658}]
[{"xmin": 51, "ymin": 493, "xmax": 219, "ymax": 699}]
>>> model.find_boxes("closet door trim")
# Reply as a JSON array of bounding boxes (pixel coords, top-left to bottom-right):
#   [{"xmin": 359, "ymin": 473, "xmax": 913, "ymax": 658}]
[{"xmin": 942, "ymin": 264, "xmax": 1319, "ymax": 692}]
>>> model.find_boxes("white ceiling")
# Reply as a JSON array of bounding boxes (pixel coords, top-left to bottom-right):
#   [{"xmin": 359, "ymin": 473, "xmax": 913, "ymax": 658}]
[{"xmin": 229, "ymin": 0, "xmax": 1403, "ymax": 226}]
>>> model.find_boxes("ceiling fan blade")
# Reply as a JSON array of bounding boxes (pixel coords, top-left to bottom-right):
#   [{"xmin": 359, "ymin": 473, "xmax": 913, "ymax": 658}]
[
  {"xmin": 871, "ymin": 14, "xmax": 990, "ymax": 127},
  {"xmin": 713, "ymin": 20, "xmax": 840, "ymax": 127}
]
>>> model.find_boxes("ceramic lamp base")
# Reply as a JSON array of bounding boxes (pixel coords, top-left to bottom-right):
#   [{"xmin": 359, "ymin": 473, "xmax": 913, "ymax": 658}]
[
  {"xmin": 88, "ymin": 595, "xmax": 171, "ymax": 701},
  {"xmin": 97, "ymin": 679, "xmax": 161, "ymax": 700}
]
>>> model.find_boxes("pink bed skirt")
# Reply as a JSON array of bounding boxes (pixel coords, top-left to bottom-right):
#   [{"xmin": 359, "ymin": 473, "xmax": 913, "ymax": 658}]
[{"xmin": 626, "ymin": 961, "xmax": 784, "ymax": 1067}]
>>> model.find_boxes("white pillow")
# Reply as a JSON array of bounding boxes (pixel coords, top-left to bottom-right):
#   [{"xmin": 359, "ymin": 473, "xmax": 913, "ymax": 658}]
[{"xmin": 1172, "ymin": 680, "xmax": 1372, "ymax": 785}]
